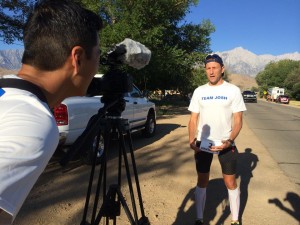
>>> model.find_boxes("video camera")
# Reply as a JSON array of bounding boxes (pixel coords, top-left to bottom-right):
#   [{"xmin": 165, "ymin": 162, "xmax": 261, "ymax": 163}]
[{"xmin": 87, "ymin": 38, "xmax": 151, "ymax": 96}]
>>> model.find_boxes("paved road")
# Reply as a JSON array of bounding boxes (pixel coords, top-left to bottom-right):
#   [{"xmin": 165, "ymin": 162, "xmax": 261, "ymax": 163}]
[{"xmin": 243, "ymin": 100, "xmax": 300, "ymax": 185}]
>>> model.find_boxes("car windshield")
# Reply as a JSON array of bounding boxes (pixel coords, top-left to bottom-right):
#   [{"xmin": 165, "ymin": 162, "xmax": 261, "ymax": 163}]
[{"xmin": 243, "ymin": 91, "xmax": 255, "ymax": 94}]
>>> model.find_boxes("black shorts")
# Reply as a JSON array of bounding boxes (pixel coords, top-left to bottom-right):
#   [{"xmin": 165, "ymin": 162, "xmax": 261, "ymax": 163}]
[{"xmin": 194, "ymin": 141, "xmax": 238, "ymax": 175}]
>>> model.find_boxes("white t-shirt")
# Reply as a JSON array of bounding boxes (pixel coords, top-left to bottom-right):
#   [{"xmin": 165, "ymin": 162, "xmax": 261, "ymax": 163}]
[
  {"xmin": 0, "ymin": 76, "xmax": 59, "ymax": 224},
  {"xmin": 188, "ymin": 81, "xmax": 246, "ymax": 143}
]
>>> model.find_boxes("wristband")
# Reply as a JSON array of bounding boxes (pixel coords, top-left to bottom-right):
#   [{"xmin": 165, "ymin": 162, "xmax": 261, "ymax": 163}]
[{"xmin": 227, "ymin": 139, "xmax": 234, "ymax": 145}]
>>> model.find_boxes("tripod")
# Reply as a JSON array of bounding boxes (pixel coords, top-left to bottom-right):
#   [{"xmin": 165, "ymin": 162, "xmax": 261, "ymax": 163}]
[{"xmin": 61, "ymin": 98, "xmax": 150, "ymax": 225}]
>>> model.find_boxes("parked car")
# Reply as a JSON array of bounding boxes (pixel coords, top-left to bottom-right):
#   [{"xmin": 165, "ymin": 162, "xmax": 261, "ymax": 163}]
[
  {"xmin": 242, "ymin": 90, "xmax": 257, "ymax": 103},
  {"xmin": 53, "ymin": 75, "xmax": 156, "ymax": 164},
  {"xmin": 275, "ymin": 95, "xmax": 290, "ymax": 104}
]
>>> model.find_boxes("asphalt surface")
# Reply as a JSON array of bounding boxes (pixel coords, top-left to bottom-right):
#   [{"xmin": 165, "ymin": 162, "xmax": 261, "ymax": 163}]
[
  {"xmin": 233, "ymin": 112, "xmax": 300, "ymax": 225},
  {"xmin": 243, "ymin": 100, "xmax": 300, "ymax": 185}
]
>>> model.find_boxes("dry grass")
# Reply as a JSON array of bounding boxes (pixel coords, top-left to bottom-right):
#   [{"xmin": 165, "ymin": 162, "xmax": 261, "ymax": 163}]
[
  {"xmin": 0, "ymin": 68, "xmax": 18, "ymax": 75},
  {"xmin": 289, "ymin": 100, "xmax": 300, "ymax": 107},
  {"xmin": 228, "ymin": 73, "xmax": 258, "ymax": 91}
]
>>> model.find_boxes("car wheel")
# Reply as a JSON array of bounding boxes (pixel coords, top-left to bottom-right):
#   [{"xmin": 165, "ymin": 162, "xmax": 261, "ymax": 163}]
[
  {"xmin": 82, "ymin": 132, "xmax": 104, "ymax": 165},
  {"xmin": 143, "ymin": 112, "xmax": 156, "ymax": 138}
]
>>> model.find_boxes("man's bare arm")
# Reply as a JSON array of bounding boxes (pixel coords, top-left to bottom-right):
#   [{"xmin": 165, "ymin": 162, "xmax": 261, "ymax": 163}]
[
  {"xmin": 229, "ymin": 111, "xmax": 243, "ymax": 141},
  {"xmin": 188, "ymin": 112, "xmax": 200, "ymax": 152}
]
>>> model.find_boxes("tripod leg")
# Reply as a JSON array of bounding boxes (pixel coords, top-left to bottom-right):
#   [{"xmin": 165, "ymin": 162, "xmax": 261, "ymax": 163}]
[
  {"xmin": 126, "ymin": 130, "xmax": 149, "ymax": 222},
  {"xmin": 81, "ymin": 131, "xmax": 104, "ymax": 225},
  {"xmin": 91, "ymin": 131, "xmax": 110, "ymax": 222},
  {"xmin": 118, "ymin": 139, "xmax": 122, "ymax": 187},
  {"xmin": 94, "ymin": 184, "xmax": 136, "ymax": 225},
  {"xmin": 118, "ymin": 127, "xmax": 139, "ymax": 225},
  {"xmin": 81, "ymin": 121, "xmax": 113, "ymax": 225},
  {"xmin": 115, "ymin": 185, "xmax": 137, "ymax": 225}
]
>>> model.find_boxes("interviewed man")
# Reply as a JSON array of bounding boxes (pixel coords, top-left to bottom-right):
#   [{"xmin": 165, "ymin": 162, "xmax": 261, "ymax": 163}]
[{"xmin": 188, "ymin": 54, "xmax": 246, "ymax": 225}]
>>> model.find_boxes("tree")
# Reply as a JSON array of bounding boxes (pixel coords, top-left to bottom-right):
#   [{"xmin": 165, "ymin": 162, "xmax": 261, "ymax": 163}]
[
  {"xmin": 0, "ymin": 0, "xmax": 35, "ymax": 44},
  {"xmin": 284, "ymin": 66, "xmax": 300, "ymax": 98},
  {"xmin": 256, "ymin": 60, "xmax": 298, "ymax": 88},
  {"xmin": 256, "ymin": 59, "xmax": 300, "ymax": 98},
  {"xmin": 94, "ymin": 0, "xmax": 214, "ymax": 93},
  {"xmin": 1, "ymin": 0, "xmax": 215, "ymax": 94}
]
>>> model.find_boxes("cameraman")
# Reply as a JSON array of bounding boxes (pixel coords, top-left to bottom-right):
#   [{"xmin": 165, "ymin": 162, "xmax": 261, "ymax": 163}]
[{"xmin": 0, "ymin": 0, "xmax": 102, "ymax": 224}]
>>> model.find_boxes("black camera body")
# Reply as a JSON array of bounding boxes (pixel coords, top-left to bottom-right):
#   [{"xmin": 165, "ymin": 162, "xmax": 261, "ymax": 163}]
[
  {"xmin": 87, "ymin": 44, "xmax": 133, "ymax": 97},
  {"xmin": 86, "ymin": 44, "xmax": 134, "ymax": 117},
  {"xmin": 87, "ymin": 69, "xmax": 133, "ymax": 97}
]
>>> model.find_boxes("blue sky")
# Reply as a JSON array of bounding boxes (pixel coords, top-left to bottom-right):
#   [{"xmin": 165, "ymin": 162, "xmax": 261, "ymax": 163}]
[
  {"xmin": 1, "ymin": 0, "xmax": 299, "ymax": 56},
  {"xmin": 184, "ymin": 0, "xmax": 300, "ymax": 55}
]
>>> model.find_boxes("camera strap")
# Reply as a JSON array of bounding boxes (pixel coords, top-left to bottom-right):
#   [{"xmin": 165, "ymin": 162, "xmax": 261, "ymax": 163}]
[{"xmin": 0, "ymin": 78, "xmax": 48, "ymax": 105}]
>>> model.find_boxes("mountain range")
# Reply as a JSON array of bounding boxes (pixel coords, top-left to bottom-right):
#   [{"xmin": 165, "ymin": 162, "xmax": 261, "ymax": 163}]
[
  {"xmin": 1, "ymin": 47, "xmax": 300, "ymax": 77},
  {"xmin": 216, "ymin": 47, "xmax": 300, "ymax": 77},
  {"xmin": 0, "ymin": 49, "xmax": 24, "ymax": 70}
]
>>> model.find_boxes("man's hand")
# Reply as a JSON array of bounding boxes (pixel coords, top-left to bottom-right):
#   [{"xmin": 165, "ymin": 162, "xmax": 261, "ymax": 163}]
[
  {"xmin": 268, "ymin": 198, "xmax": 284, "ymax": 209},
  {"xmin": 209, "ymin": 139, "xmax": 232, "ymax": 152},
  {"xmin": 189, "ymin": 138, "xmax": 201, "ymax": 153}
]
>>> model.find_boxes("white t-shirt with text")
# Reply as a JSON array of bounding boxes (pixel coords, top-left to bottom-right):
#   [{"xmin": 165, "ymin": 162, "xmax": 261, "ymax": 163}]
[{"xmin": 188, "ymin": 81, "xmax": 246, "ymax": 143}]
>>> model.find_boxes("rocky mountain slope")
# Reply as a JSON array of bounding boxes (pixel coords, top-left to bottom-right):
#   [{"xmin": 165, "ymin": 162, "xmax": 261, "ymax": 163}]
[
  {"xmin": 1, "ymin": 47, "xmax": 300, "ymax": 77},
  {"xmin": 0, "ymin": 49, "xmax": 24, "ymax": 70},
  {"xmin": 216, "ymin": 47, "xmax": 300, "ymax": 77}
]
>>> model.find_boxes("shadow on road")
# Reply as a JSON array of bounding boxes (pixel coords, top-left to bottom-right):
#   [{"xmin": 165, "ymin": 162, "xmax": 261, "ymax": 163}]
[
  {"xmin": 14, "ymin": 121, "xmax": 183, "ymax": 225},
  {"xmin": 172, "ymin": 147, "xmax": 259, "ymax": 225},
  {"xmin": 172, "ymin": 188, "xmax": 196, "ymax": 225},
  {"xmin": 48, "ymin": 122, "xmax": 182, "ymax": 171},
  {"xmin": 268, "ymin": 192, "xmax": 300, "ymax": 222},
  {"xmin": 236, "ymin": 148, "xmax": 259, "ymax": 224}
]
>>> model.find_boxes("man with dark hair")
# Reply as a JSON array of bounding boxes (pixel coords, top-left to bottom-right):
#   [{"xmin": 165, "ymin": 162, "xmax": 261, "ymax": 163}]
[
  {"xmin": 0, "ymin": 0, "xmax": 102, "ymax": 224},
  {"xmin": 188, "ymin": 54, "xmax": 246, "ymax": 225}
]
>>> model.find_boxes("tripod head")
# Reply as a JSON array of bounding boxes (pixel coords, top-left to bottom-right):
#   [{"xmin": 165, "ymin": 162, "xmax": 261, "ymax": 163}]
[{"xmin": 98, "ymin": 67, "xmax": 132, "ymax": 118}]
